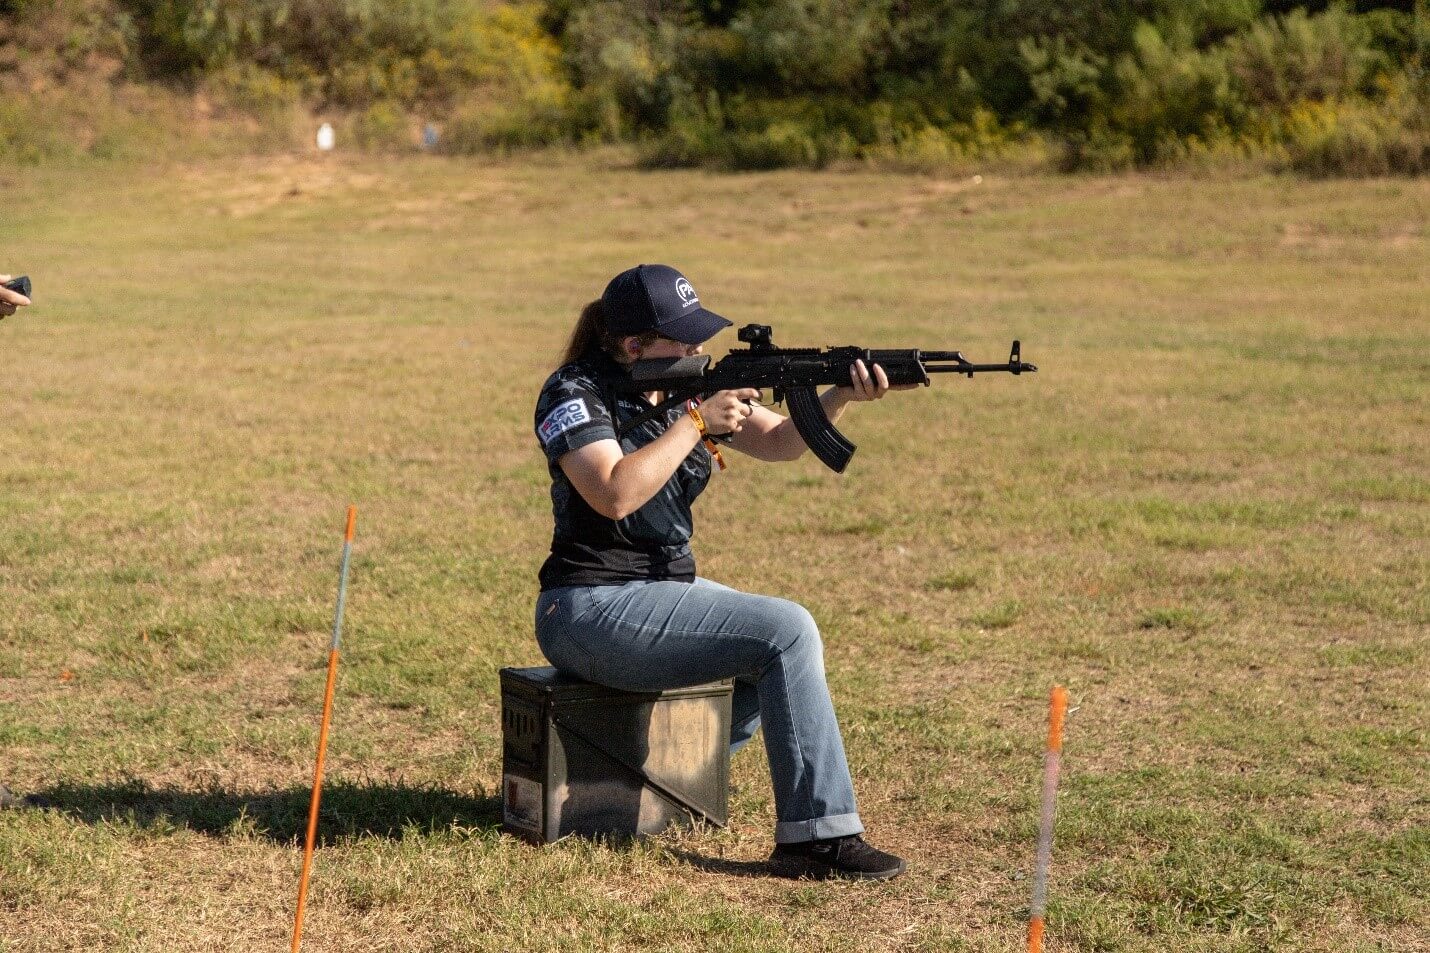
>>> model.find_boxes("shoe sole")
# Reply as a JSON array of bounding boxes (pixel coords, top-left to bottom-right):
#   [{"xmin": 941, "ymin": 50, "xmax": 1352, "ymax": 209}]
[{"xmin": 770, "ymin": 855, "xmax": 908, "ymax": 882}]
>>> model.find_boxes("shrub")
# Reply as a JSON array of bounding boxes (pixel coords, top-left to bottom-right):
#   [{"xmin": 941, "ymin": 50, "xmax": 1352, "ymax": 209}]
[
  {"xmin": 205, "ymin": 60, "xmax": 303, "ymax": 114},
  {"xmin": 561, "ymin": 0, "xmax": 695, "ymax": 139},
  {"xmin": 1058, "ymin": 119, "xmax": 1136, "ymax": 172},
  {"xmin": 1020, "ymin": 34, "xmax": 1106, "ymax": 129},
  {"xmin": 0, "ymin": 0, "xmax": 137, "ymax": 77},
  {"xmin": 443, "ymin": 88, "xmax": 570, "ymax": 152},
  {"xmin": 121, "ymin": 0, "xmax": 480, "ymax": 102},
  {"xmin": 351, "ymin": 99, "xmax": 408, "ymax": 150},
  {"xmin": 1282, "ymin": 78, "xmax": 1430, "ymax": 176},
  {"xmin": 640, "ymin": 92, "xmax": 829, "ymax": 170},
  {"xmin": 637, "ymin": 88, "xmax": 726, "ymax": 167},
  {"xmin": 436, "ymin": 4, "xmax": 574, "ymax": 151},
  {"xmin": 642, "ymin": 90, "xmax": 1029, "ymax": 172},
  {"xmin": 0, "ymin": 97, "xmax": 77, "ymax": 163},
  {"xmin": 729, "ymin": 122, "xmax": 825, "ymax": 169},
  {"xmin": 437, "ymin": 1, "xmax": 568, "ymax": 101},
  {"xmin": 1104, "ymin": 21, "xmax": 1238, "ymax": 167},
  {"xmin": 0, "ymin": 79, "xmax": 215, "ymax": 163},
  {"xmin": 1226, "ymin": 3, "xmax": 1380, "ymax": 110},
  {"xmin": 863, "ymin": 107, "xmax": 1027, "ymax": 172},
  {"xmin": 728, "ymin": 0, "xmax": 888, "ymax": 93}
]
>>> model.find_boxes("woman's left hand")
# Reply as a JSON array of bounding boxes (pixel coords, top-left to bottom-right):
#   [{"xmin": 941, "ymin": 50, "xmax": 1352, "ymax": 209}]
[{"xmin": 838, "ymin": 360, "xmax": 920, "ymax": 401}]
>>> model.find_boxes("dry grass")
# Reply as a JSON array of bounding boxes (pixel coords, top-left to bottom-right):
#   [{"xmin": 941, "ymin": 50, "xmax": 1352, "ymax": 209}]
[{"xmin": 0, "ymin": 152, "xmax": 1426, "ymax": 952}]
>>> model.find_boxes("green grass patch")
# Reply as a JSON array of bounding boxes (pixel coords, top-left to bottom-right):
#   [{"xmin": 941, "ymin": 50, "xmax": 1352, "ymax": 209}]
[
  {"xmin": 925, "ymin": 570, "xmax": 977, "ymax": 592},
  {"xmin": 970, "ymin": 600, "xmax": 1022, "ymax": 630},
  {"xmin": 1137, "ymin": 607, "xmax": 1208, "ymax": 631}
]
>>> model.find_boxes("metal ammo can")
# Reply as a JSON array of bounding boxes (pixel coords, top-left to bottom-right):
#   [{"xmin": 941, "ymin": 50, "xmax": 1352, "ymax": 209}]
[{"xmin": 499, "ymin": 666, "xmax": 732, "ymax": 843}]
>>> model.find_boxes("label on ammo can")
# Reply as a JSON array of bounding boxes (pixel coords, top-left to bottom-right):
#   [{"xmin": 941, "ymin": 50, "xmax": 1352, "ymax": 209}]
[{"xmin": 503, "ymin": 774, "xmax": 543, "ymax": 834}]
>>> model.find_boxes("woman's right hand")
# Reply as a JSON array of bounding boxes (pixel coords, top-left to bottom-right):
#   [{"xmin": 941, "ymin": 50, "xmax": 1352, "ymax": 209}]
[
  {"xmin": 0, "ymin": 275, "xmax": 30, "ymax": 318},
  {"xmin": 700, "ymin": 388, "xmax": 761, "ymax": 435}
]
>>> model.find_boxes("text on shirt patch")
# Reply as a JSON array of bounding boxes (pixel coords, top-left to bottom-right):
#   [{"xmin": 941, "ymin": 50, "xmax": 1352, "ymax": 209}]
[{"xmin": 539, "ymin": 397, "xmax": 592, "ymax": 445}]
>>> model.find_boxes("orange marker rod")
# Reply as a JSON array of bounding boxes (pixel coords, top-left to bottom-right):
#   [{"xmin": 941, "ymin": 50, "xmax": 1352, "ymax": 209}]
[
  {"xmin": 291, "ymin": 505, "xmax": 357, "ymax": 953},
  {"xmin": 1028, "ymin": 685, "xmax": 1069, "ymax": 953}
]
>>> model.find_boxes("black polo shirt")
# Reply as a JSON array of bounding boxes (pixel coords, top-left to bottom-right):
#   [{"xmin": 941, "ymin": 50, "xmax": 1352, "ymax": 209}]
[{"xmin": 534, "ymin": 349, "xmax": 713, "ymax": 590}]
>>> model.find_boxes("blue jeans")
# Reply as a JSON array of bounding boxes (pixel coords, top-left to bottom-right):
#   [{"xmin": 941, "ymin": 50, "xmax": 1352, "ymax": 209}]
[{"xmin": 534, "ymin": 577, "xmax": 863, "ymax": 844}]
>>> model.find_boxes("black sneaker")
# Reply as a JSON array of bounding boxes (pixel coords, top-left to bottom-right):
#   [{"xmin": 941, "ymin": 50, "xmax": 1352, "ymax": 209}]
[{"xmin": 770, "ymin": 834, "xmax": 907, "ymax": 881}]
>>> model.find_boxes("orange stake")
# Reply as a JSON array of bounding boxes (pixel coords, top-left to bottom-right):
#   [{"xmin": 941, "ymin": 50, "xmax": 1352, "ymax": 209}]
[
  {"xmin": 292, "ymin": 506, "xmax": 357, "ymax": 953},
  {"xmin": 1028, "ymin": 685, "xmax": 1069, "ymax": 953}
]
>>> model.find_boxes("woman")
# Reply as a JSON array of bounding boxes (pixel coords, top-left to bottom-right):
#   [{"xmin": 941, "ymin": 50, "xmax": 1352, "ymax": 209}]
[{"xmin": 532, "ymin": 264, "xmax": 912, "ymax": 880}]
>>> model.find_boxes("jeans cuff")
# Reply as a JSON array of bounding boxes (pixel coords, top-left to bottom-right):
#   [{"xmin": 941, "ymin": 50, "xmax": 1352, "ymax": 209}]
[{"xmin": 774, "ymin": 812, "xmax": 864, "ymax": 844}]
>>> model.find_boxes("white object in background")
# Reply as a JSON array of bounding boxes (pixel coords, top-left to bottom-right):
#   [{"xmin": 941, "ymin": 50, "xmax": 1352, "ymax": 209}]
[{"xmin": 316, "ymin": 123, "xmax": 335, "ymax": 151}]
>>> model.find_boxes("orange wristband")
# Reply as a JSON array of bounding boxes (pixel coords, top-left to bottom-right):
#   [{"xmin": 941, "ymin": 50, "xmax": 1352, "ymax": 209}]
[
  {"xmin": 685, "ymin": 399, "xmax": 726, "ymax": 471},
  {"xmin": 685, "ymin": 402, "xmax": 708, "ymax": 435}
]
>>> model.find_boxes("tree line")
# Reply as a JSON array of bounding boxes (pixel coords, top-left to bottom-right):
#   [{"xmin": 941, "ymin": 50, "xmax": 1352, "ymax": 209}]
[{"xmin": 2, "ymin": 0, "xmax": 1425, "ymax": 173}]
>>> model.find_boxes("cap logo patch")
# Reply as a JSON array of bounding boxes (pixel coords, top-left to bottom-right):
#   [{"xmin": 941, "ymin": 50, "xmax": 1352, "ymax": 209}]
[{"xmin": 675, "ymin": 277, "xmax": 699, "ymax": 308}]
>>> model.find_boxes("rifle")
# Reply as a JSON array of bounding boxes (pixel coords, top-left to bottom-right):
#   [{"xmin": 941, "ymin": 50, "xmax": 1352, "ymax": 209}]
[{"xmin": 615, "ymin": 323, "xmax": 1037, "ymax": 473}]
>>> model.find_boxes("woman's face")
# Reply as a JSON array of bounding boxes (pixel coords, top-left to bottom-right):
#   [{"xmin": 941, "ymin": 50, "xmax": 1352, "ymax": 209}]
[{"xmin": 626, "ymin": 335, "xmax": 705, "ymax": 362}]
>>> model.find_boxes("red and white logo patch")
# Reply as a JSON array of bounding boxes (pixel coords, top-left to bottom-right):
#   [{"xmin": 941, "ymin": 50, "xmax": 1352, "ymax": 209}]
[{"xmin": 538, "ymin": 398, "xmax": 592, "ymax": 445}]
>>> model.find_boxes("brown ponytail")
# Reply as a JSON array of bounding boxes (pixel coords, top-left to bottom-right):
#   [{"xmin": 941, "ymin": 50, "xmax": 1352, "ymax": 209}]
[
  {"xmin": 559, "ymin": 298, "xmax": 659, "ymax": 368},
  {"xmin": 559, "ymin": 299, "xmax": 606, "ymax": 366}
]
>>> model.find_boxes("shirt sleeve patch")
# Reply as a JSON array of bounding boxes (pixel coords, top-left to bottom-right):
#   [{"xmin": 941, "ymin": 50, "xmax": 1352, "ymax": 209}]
[{"xmin": 538, "ymin": 397, "xmax": 593, "ymax": 446}]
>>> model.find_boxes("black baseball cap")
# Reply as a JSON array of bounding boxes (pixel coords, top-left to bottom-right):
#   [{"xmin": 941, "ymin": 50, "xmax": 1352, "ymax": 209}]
[{"xmin": 601, "ymin": 264, "xmax": 732, "ymax": 345}]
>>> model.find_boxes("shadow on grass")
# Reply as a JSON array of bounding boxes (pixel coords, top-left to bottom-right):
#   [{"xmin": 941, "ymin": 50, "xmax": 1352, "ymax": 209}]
[
  {"xmin": 19, "ymin": 778, "xmax": 502, "ymax": 845},
  {"xmin": 667, "ymin": 849, "xmax": 795, "ymax": 879},
  {"xmin": 15, "ymin": 781, "xmax": 797, "ymax": 879}
]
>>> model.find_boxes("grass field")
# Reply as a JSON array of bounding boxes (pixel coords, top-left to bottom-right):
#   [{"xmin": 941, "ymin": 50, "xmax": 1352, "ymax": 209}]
[{"xmin": 0, "ymin": 153, "xmax": 1426, "ymax": 952}]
